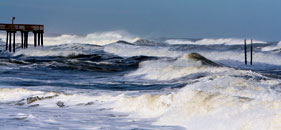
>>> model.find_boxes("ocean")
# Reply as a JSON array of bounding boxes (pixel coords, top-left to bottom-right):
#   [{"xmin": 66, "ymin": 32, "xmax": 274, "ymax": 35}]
[{"xmin": 0, "ymin": 31, "xmax": 280, "ymax": 130}]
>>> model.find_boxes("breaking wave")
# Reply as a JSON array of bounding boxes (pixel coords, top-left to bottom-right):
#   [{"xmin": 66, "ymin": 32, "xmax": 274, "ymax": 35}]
[
  {"xmin": 165, "ymin": 38, "xmax": 266, "ymax": 45},
  {"xmin": 113, "ymin": 75, "xmax": 281, "ymax": 130},
  {"xmin": 262, "ymin": 41, "xmax": 281, "ymax": 52},
  {"xmin": 1, "ymin": 70, "xmax": 280, "ymax": 130},
  {"xmin": 1, "ymin": 31, "xmax": 281, "ymax": 130},
  {"xmin": 126, "ymin": 53, "xmax": 225, "ymax": 80},
  {"xmin": 0, "ymin": 31, "xmax": 139, "ymax": 46},
  {"xmin": 104, "ymin": 42, "xmax": 181, "ymax": 57}
]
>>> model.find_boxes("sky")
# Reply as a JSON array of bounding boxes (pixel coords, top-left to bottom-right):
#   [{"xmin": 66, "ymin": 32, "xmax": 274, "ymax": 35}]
[{"xmin": 0, "ymin": 0, "xmax": 281, "ymax": 41}]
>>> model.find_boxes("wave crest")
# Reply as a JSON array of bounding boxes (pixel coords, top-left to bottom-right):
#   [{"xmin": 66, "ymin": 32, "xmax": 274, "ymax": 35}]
[
  {"xmin": 0, "ymin": 31, "xmax": 139, "ymax": 46},
  {"xmin": 165, "ymin": 38, "xmax": 266, "ymax": 45},
  {"xmin": 127, "ymin": 53, "xmax": 224, "ymax": 80}
]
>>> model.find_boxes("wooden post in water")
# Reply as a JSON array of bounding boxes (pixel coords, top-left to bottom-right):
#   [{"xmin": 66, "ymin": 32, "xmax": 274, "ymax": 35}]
[
  {"xmin": 21, "ymin": 32, "xmax": 23, "ymax": 48},
  {"xmin": 9, "ymin": 31, "xmax": 11, "ymax": 52},
  {"xmin": 41, "ymin": 32, "xmax": 43, "ymax": 46},
  {"xmin": 38, "ymin": 32, "xmax": 41, "ymax": 46},
  {"xmin": 26, "ymin": 32, "xmax": 29, "ymax": 48},
  {"xmin": 23, "ymin": 32, "xmax": 26, "ymax": 48},
  {"xmin": 250, "ymin": 39, "xmax": 253, "ymax": 65},
  {"xmin": 24, "ymin": 32, "xmax": 28, "ymax": 48},
  {"xmin": 11, "ymin": 17, "xmax": 15, "ymax": 52},
  {"xmin": 23, "ymin": 32, "xmax": 25, "ymax": 48},
  {"xmin": 244, "ymin": 39, "xmax": 247, "ymax": 65},
  {"xmin": 34, "ymin": 32, "xmax": 37, "ymax": 47},
  {"xmin": 13, "ymin": 31, "xmax": 15, "ymax": 53},
  {"xmin": 6, "ymin": 31, "xmax": 8, "ymax": 50}
]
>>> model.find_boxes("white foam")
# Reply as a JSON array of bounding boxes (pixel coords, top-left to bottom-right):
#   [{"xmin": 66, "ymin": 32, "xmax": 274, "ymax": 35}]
[
  {"xmin": 0, "ymin": 31, "xmax": 139, "ymax": 46},
  {"xmin": 126, "ymin": 54, "xmax": 227, "ymax": 80},
  {"xmin": 200, "ymin": 51, "xmax": 281, "ymax": 68},
  {"xmin": 104, "ymin": 43, "xmax": 181, "ymax": 57},
  {"xmin": 111, "ymin": 75, "xmax": 281, "ymax": 130},
  {"xmin": 0, "ymin": 75, "xmax": 280, "ymax": 130},
  {"xmin": 0, "ymin": 88, "xmax": 156, "ymax": 129},
  {"xmin": 12, "ymin": 43, "xmax": 102, "ymax": 57},
  {"xmin": 125, "ymin": 49, "xmax": 281, "ymax": 81},
  {"xmin": 0, "ymin": 88, "xmax": 43, "ymax": 102},
  {"xmin": 166, "ymin": 38, "xmax": 266, "ymax": 45},
  {"xmin": 13, "ymin": 48, "xmax": 83, "ymax": 57},
  {"xmin": 262, "ymin": 41, "xmax": 281, "ymax": 51},
  {"xmin": 104, "ymin": 41, "xmax": 281, "ymax": 70}
]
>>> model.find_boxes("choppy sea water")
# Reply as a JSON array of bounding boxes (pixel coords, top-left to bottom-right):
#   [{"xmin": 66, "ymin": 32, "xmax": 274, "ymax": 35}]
[{"xmin": 0, "ymin": 32, "xmax": 281, "ymax": 130}]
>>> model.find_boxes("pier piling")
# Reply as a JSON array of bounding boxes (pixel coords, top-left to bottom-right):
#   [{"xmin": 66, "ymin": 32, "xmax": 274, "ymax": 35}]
[
  {"xmin": 23, "ymin": 32, "xmax": 26, "ymax": 48},
  {"xmin": 21, "ymin": 32, "xmax": 23, "ymax": 48},
  {"xmin": 34, "ymin": 32, "xmax": 37, "ymax": 47},
  {"xmin": 250, "ymin": 39, "xmax": 253, "ymax": 65},
  {"xmin": 38, "ymin": 32, "xmax": 41, "ymax": 46},
  {"xmin": 24, "ymin": 32, "xmax": 29, "ymax": 48},
  {"xmin": 41, "ymin": 32, "xmax": 43, "ymax": 46},
  {"xmin": 9, "ymin": 31, "xmax": 11, "ymax": 52},
  {"xmin": 13, "ymin": 31, "xmax": 15, "ymax": 53},
  {"xmin": 6, "ymin": 31, "xmax": 8, "ymax": 50},
  {"xmin": 23, "ymin": 32, "xmax": 25, "ymax": 48},
  {"xmin": 244, "ymin": 39, "xmax": 247, "ymax": 65}
]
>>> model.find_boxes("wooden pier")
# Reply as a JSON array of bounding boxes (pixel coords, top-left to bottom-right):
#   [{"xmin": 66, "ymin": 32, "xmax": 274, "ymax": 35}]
[{"xmin": 0, "ymin": 18, "xmax": 44, "ymax": 52}]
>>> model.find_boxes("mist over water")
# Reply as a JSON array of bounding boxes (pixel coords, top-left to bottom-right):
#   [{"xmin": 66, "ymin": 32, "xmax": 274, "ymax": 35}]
[{"xmin": 0, "ymin": 31, "xmax": 281, "ymax": 130}]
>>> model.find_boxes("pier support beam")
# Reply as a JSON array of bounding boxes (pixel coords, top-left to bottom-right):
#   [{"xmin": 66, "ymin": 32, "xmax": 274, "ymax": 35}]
[
  {"xmin": 23, "ymin": 32, "xmax": 29, "ymax": 48},
  {"xmin": 13, "ymin": 31, "xmax": 16, "ymax": 53},
  {"xmin": 250, "ymin": 39, "xmax": 253, "ymax": 65},
  {"xmin": 6, "ymin": 31, "xmax": 8, "ymax": 50},
  {"xmin": 26, "ymin": 32, "xmax": 28, "ymax": 48},
  {"xmin": 244, "ymin": 39, "xmax": 247, "ymax": 65},
  {"xmin": 23, "ymin": 32, "xmax": 26, "ymax": 48},
  {"xmin": 38, "ymin": 32, "xmax": 41, "ymax": 46},
  {"xmin": 21, "ymin": 32, "xmax": 23, "ymax": 48},
  {"xmin": 34, "ymin": 32, "xmax": 37, "ymax": 47},
  {"xmin": 9, "ymin": 31, "xmax": 11, "ymax": 52},
  {"xmin": 41, "ymin": 32, "xmax": 43, "ymax": 46}
]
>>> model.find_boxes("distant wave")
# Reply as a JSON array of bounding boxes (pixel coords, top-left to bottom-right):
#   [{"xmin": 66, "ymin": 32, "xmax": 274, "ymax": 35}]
[
  {"xmin": 165, "ymin": 38, "xmax": 266, "ymax": 45},
  {"xmin": 104, "ymin": 42, "xmax": 181, "ymax": 57},
  {"xmin": 0, "ymin": 31, "xmax": 139, "ymax": 46},
  {"xmin": 262, "ymin": 41, "xmax": 281, "ymax": 51}
]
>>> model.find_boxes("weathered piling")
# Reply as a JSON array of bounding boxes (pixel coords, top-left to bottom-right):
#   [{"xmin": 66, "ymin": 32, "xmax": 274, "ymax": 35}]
[
  {"xmin": 0, "ymin": 17, "xmax": 44, "ymax": 52},
  {"xmin": 250, "ymin": 39, "xmax": 253, "ymax": 65},
  {"xmin": 38, "ymin": 32, "xmax": 41, "ymax": 46},
  {"xmin": 24, "ymin": 31, "xmax": 28, "ymax": 48},
  {"xmin": 244, "ymin": 39, "xmax": 247, "ymax": 65},
  {"xmin": 21, "ymin": 32, "xmax": 23, "ymax": 48},
  {"xmin": 41, "ymin": 32, "xmax": 43, "ymax": 46},
  {"xmin": 34, "ymin": 32, "xmax": 37, "ymax": 47},
  {"xmin": 9, "ymin": 31, "xmax": 11, "ymax": 52},
  {"xmin": 6, "ymin": 31, "xmax": 8, "ymax": 50},
  {"xmin": 26, "ymin": 32, "xmax": 29, "ymax": 48},
  {"xmin": 23, "ymin": 32, "xmax": 26, "ymax": 48},
  {"xmin": 13, "ymin": 31, "xmax": 15, "ymax": 52}
]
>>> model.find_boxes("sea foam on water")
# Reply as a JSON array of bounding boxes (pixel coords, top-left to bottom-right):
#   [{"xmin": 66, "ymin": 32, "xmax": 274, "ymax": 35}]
[{"xmin": 0, "ymin": 31, "xmax": 280, "ymax": 130}]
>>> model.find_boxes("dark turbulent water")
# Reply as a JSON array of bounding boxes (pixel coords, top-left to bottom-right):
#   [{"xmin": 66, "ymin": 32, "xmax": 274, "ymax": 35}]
[{"xmin": 0, "ymin": 37, "xmax": 280, "ymax": 130}]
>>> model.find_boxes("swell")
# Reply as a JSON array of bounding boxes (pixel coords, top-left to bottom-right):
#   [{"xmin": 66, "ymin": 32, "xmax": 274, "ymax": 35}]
[{"xmin": 0, "ymin": 53, "xmax": 156, "ymax": 72}]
